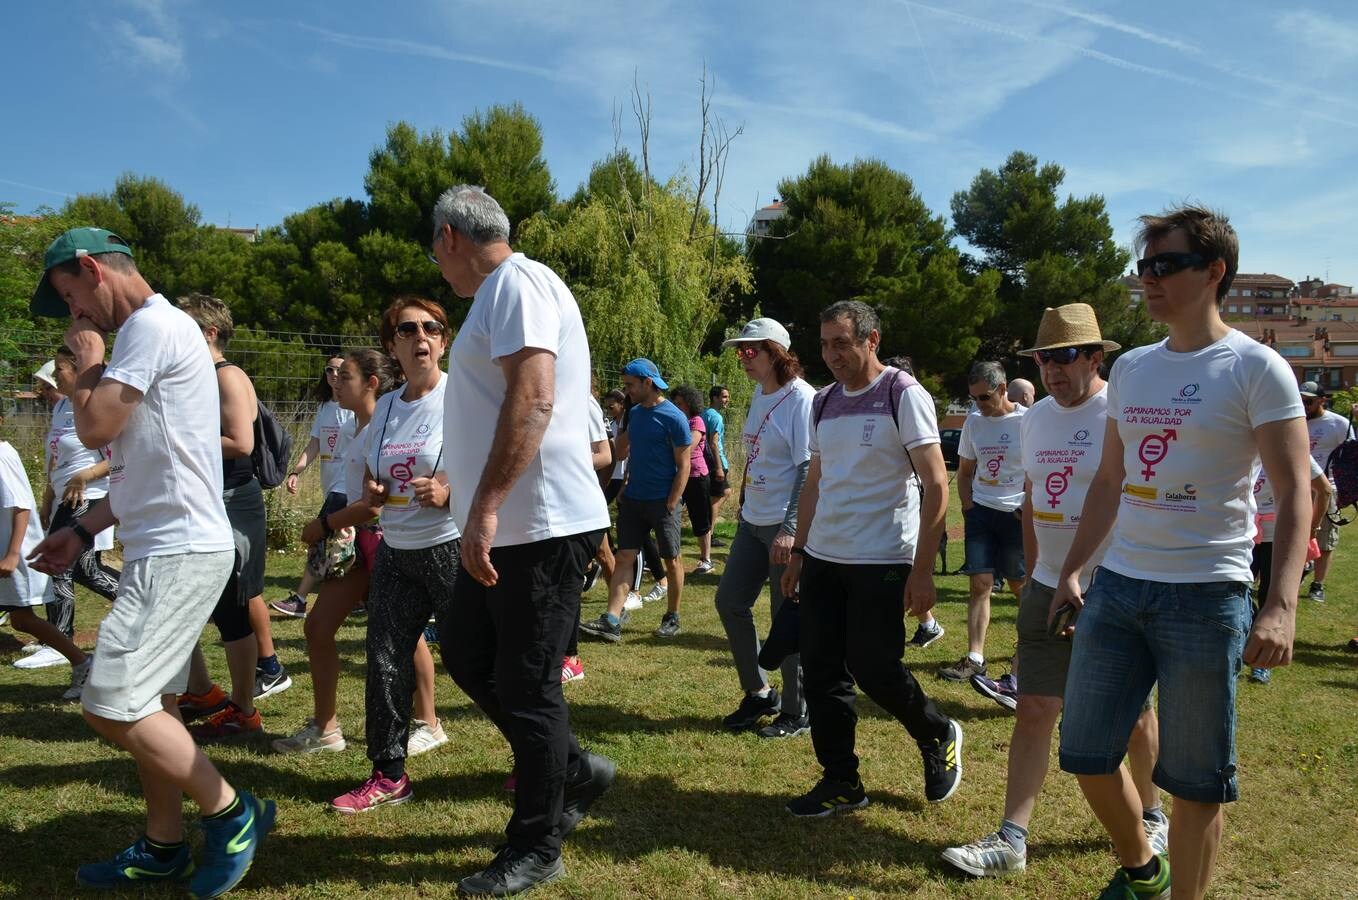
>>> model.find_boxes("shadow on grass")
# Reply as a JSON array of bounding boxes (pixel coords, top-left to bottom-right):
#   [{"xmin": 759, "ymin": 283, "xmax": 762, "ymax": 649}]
[{"xmin": 0, "ymin": 705, "xmax": 89, "ymax": 741}]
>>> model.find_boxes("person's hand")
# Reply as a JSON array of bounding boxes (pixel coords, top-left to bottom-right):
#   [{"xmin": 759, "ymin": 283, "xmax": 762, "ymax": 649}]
[
  {"xmin": 1243, "ymin": 602, "xmax": 1295, "ymax": 669},
  {"xmin": 363, "ymin": 478, "xmax": 388, "ymax": 509},
  {"xmin": 26, "ymin": 529, "xmax": 81, "ymax": 575},
  {"xmin": 779, "ymin": 554, "xmax": 803, "ymax": 600},
  {"xmin": 1048, "ymin": 574, "xmax": 1084, "ymax": 637},
  {"xmin": 666, "ymin": 497, "xmax": 680, "ymax": 514},
  {"xmin": 285, "ymin": 472, "xmax": 300, "ymax": 495},
  {"xmin": 0, "ymin": 551, "xmax": 19, "ymax": 578},
  {"xmin": 301, "ymin": 518, "xmax": 325, "ymax": 545},
  {"xmin": 411, "ymin": 476, "xmax": 448, "ymax": 509},
  {"xmin": 461, "ymin": 505, "xmax": 499, "ymax": 587},
  {"xmin": 904, "ymin": 566, "xmax": 937, "ymax": 618},
  {"xmin": 770, "ymin": 532, "xmax": 795, "ymax": 566},
  {"xmin": 64, "ymin": 319, "xmax": 107, "ymax": 370},
  {"xmin": 62, "ymin": 470, "xmax": 90, "ymax": 506}
]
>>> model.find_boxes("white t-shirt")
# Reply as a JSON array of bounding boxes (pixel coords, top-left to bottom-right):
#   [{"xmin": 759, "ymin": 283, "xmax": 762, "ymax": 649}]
[
  {"xmin": 1307, "ymin": 409, "xmax": 1351, "ymax": 473},
  {"xmin": 740, "ymin": 378, "xmax": 815, "ymax": 527},
  {"xmin": 310, "ymin": 400, "xmax": 356, "ymax": 496},
  {"xmin": 1251, "ymin": 455, "xmax": 1323, "ymax": 543},
  {"xmin": 806, "ymin": 368, "xmax": 939, "ymax": 565},
  {"xmin": 102, "ymin": 294, "xmax": 233, "ymax": 561},
  {"xmin": 342, "ymin": 421, "xmax": 370, "ymax": 505},
  {"xmin": 587, "ymin": 396, "xmax": 608, "ymax": 444},
  {"xmin": 1102, "ymin": 329, "xmax": 1303, "ymax": 583},
  {"xmin": 445, "ymin": 253, "xmax": 610, "ymax": 547},
  {"xmin": 1021, "ymin": 388, "xmax": 1112, "ymax": 590},
  {"xmin": 959, "ymin": 405, "xmax": 1027, "ymax": 512},
  {"xmin": 0, "ymin": 442, "xmax": 53, "ymax": 607},
  {"xmin": 366, "ymin": 373, "xmax": 460, "ymax": 550},
  {"xmin": 46, "ymin": 397, "xmax": 114, "ymax": 551}
]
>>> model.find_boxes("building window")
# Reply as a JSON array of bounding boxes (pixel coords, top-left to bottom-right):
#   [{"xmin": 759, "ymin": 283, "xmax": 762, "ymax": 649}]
[
  {"xmin": 1227, "ymin": 305, "xmax": 1238, "ymax": 313},
  {"xmin": 1242, "ymin": 304, "xmax": 1252, "ymax": 313}
]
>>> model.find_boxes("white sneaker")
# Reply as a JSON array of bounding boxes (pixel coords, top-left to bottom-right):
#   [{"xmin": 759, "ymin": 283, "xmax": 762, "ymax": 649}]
[
  {"xmin": 1143, "ymin": 814, "xmax": 1169, "ymax": 856},
  {"xmin": 62, "ymin": 658, "xmax": 92, "ymax": 701},
  {"xmin": 272, "ymin": 718, "xmax": 347, "ymax": 754},
  {"xmin": 623, "ymin": 591, "xmax": 644, "ymax": 611},
  {"xmin": 694, "ymin": 559, "xmax": 715, "ymax": 575},
  {"xmin": 642, "ymin": 582, "xmax": 667, "ymax": 604},
  {"xmin": 15, "ymin": 645, "xmax": 69, "ymax": 669},
  {"xmin": 407, "ymin": 718, "xmax": 448, "ymax": 756},
  {"xmin": 941, "ymin": 832, "xmax": 1026, "ymax": 877}
]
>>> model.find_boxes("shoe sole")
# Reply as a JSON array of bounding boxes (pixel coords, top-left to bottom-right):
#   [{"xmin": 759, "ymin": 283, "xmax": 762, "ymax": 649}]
[
  {"xmin": 929, "ymin": 721, "xmax": 964, "ymax": 804},
  {"xmin": 940, "ymin": 847, "xmax": 1024, "ymax": 877},
  {"xmin": 654, "ymin": 629, "xmax": 681, "ymax": 638},
  {"xmin": 271, "ymin": 738, "xmax": 347, "ymax": 753},
  {"xmin": 578, "ymin": 626, "xmax": 622, "ymax": 643},
  {"xmin": 787, "ymin": 796, "xmax": 869, "ymax": 818},
  {"xmin": 255, "ymin": 675, "xmax": 293, "ymax": 701},
  {"xmin": 758, "ymin": 724, "xmax": 809, "ymax": 739},
  {"xmin": 331, "ymin": 792, "xmax": 413, "ymax": 814},
  {"xmin": 969, "ymin": 678, "xmax": 1017, "ymax": 712},
  {"xmin": 937, "ymin": 668, "xmax": 981, "ymax": 682},
  {"xmin": 457, "ymin": 859, "xmax": 564, "ymax": 896},
  {"xmin": 179, "ymin": 701, "xmax": 231, "ymax": 724},
  {"xmin": 268, "ymin": 602, "xmax": 307, "ymax": 619},
  {"xmin": 908, "ymin": 631, "xmax": 944, "ymax": 649},
  {"xmin": 562, "ymin": 672, "xmax": 585, "ymax": 683},
  {"xmin": 13, "ymin": 655, "xmax": 70, "ymax": 669}
]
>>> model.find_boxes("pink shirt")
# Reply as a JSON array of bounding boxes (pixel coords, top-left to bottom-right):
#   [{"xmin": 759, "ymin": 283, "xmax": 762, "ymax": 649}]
[{"xmin": 688, "ymin": 415, "xmax": 709, "ymax": 477}]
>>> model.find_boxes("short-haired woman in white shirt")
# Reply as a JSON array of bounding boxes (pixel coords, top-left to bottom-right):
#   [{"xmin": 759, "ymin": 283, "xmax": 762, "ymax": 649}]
[{"xmin": 330, "ymin": 297, "xmax": 462, "ymax": 814}]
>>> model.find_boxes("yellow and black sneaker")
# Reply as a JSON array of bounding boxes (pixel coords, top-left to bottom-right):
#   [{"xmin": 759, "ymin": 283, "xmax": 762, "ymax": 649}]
[
  {"xmin": 1097, "ymin": 853, "xmax": 1170, "ymax": 899},
  {"xmin": 786, "ymin": 776, "xmax": 869, "ymax": 818},
  {"xmin": 920, "ymin": 718, "xmax": 964, "ymax": 802}
]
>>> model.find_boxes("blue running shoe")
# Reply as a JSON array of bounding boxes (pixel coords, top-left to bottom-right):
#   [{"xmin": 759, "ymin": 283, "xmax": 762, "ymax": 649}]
[
  {"xmin": 188, "ymin": 790, "xmax": 275, "ymax": 899},
  {"xmin": 76, "ymin": 836, "xmax": 194, "ymax": 888}
]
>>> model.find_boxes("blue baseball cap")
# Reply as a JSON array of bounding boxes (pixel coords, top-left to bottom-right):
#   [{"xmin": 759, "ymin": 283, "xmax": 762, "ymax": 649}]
[{"xmin": 622, "ymin": 358, "xmax": 668, "ymax": 390}]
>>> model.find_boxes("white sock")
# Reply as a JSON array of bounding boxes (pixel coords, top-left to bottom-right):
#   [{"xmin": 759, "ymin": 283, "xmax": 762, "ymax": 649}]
[
  {"xmin": 754, "ymin": 686, "xmax": 772, "ymax": 698},
  {"xmin": 967, "ymin": 651, "xmax": 985, "ymax": 666}
]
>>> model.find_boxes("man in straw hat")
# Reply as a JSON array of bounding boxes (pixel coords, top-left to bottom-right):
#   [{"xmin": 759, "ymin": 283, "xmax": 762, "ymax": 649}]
[
  {"xmin": 27, "ymin": 227, "xmax": 274, "ymax": 896},
  {"xmin": 1050, "ymin": 206, "xmax": 1309, "ymax": 899},
  {"xmin": 943, "ymin": 303, "xmax": 1166, "ymax": 878}
]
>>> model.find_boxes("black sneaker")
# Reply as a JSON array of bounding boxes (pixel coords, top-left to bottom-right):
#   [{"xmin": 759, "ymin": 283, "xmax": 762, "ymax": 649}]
[
  {"xmin": 457, "ymin": 846, "xmax": 564, "ymax": 896},
  {"xmin": 786, "ymin": 777, "xmax": 868, "ymax": 817},
  {"xmin": 722, "ymin": 689, "xmax": 781, "ymax": 731},
  {"xmin": 582, "ymin": 561, "xmax": 600, "ymax": 593},
  {"xmin": 1308, "ymin": 582, "xmax": 1326, "ymax": 603},
  {"xmin": 919, "ymin": 718, "xmax": 964, "ymax": 803},
  {"xmin": 758, "ymin": 713, "xmax": 809, "ymax": 739},
  {"xmin": 560, "ymin": 751, "xmax": 616, "ymax": 837},
  {"xmin": 907, "ymin": 622, "xmax": 945, "ymax": 649},
  {"xmin": 578, "ymin": 614, "xmax": 622, "ymax": 642},
  {"xmin": 654, "ymin": 611, "xmax": 681, "ymax": 638},
  {"xmin": 711, "ymin": 536, "xmax": 727, "ymax": 548},
  {"xmin": 254, "ymin": 665, "xmax": 293, "ymax": 700}
]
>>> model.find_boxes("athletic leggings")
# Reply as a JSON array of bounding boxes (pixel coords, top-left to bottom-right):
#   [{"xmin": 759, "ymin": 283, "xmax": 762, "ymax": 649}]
[
  {"xmin": 366, "ymin": 536, "xmax": 461, "ymax": 778},
  {"xmin": 45, "ymin": 498, "xmax": 120, "ymax": 638}
]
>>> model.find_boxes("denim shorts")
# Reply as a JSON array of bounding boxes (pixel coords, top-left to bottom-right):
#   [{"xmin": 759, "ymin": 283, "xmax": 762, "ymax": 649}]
[
  {"xmin": 961, "ymin": 502, "xmax": 1025, "ymax": 581},
  {"xmin": 1058, "ymin": 567, "xmax": 1251, "ymax": 803}
]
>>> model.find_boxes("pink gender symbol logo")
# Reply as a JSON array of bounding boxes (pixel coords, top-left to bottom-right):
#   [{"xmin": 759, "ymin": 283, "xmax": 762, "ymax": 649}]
[
  {"xmin": 986, "ymin": 455, "xmax": 1003, "ymax": 478},
  {"xmin": 390, "ymin": 455, "xmax": 417, "ymax": 492},
  {"xmin": 1045, "ymin": 466, "xmax": 1073, "ymax": 508},
  {"xmin": 1137, "ymin": 429, "xmax": 1177, "ymax": 481},
  {"xmin": 327, "ymin": 432, "xmax": 337, "ymax": 451}
]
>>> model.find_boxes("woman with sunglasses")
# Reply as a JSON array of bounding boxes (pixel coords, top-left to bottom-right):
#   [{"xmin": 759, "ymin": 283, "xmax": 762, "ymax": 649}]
[
  {"xmin": 271, "ymin": 355, "xmax": 355, "ymax": 619},
  {"xmin": 714, "ymin": 318, "xmax": 816, "ymax": 738},
  {"xmin": 331, "ymin": 297, "xmax": 461, "ymax": 814}
]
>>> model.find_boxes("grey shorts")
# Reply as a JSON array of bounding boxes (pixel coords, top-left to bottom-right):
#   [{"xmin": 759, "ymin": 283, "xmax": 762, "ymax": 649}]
[
  {"xmin": 224, "ymin": 479, "xmax": 267, "ymax": 599},
  {"xmin": 1015, "ymin": 579, "xmax": 1072, "ymax": 698},
  {"xmin": 616, "ymin": 493, "xmax": 682, "ymax": 558},
  {"xmin": 82, "ymin": 549, "xmax": 233, "ymax": 722}
]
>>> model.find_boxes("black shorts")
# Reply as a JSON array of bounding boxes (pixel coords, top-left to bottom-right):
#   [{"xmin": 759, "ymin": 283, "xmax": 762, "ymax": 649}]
[
  {"xmin": 616, "ymin": 493, "xmax": 682, "ymax": 558},
  {"xmin": 682, "ymin": 474, "xmax": 712, "ymax": 536}
]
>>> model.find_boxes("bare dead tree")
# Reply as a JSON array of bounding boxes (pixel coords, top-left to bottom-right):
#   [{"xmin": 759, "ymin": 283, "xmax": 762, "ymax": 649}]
[
  {"xmin": 689, "ymin": 64, "xmax": 743, "ymax": 243},
  {"xmin": 629, "ymin": 71, "xmax": 653, "ymax": 221}
]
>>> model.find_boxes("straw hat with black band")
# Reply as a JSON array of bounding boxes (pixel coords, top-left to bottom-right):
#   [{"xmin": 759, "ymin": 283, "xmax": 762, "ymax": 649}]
[{"xmin": 1019, "ymin": 302, "xmax": 1121, "ymax": 355}]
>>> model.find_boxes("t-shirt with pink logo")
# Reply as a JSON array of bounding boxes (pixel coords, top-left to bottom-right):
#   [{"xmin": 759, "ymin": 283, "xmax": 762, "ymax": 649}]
[
  {"xmin": 1250, "ymin": 454, "xmax": 1323, "ymax": 543},
  {"xmin": 687, "ymin": 415, "xmax": 709, "ymax": 477},
  {"xmin": 364, "ymin": 372, "xmax": 459, "ymax": 550},
  {"xmin": 1103, "ymin": 329, "xmax": 1302, "ymax": 583},
  {"xmin": 959, "ymin": 405, "xmax": 1026, "ymax": 512},
  {"xmin": 1020, "ymin": 387, "xmax": 1110, "ymax": 590},
  {"xmin": 310, "ymin": 400, "xmax": 356, "ymax": 496}
]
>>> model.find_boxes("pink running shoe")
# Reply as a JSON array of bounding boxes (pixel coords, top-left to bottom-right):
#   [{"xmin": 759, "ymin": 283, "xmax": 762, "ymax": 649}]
[
  {"xmin": 330, "ymin": 770, "xmax": 413, "ymax": 814},
  {"xmin": 561, "ymin": 655, "xmax": 585, "ymax": 684}
]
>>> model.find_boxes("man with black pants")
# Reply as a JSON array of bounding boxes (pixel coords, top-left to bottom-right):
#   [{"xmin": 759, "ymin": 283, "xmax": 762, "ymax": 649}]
[
  {"xmin": 779, "ymin": 300, "xmax": 962, "ymax": 816},
  {"xmin": 435, "ymin": 186, "xmax": 615, "ymax": 896}
]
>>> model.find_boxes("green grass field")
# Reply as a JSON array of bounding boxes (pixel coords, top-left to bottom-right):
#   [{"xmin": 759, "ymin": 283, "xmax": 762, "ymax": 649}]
[{"xmin": 2, "ymin": 484, "xmax": 1356, "ymax": 899}]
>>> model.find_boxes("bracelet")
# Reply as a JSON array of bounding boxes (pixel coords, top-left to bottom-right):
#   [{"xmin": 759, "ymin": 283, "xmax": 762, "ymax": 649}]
[{"xmin": 71, "ymin": 522, "xmax": 95, "ymax": 550}]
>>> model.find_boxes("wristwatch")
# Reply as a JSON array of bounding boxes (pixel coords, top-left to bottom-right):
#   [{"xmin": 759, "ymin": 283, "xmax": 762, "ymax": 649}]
[{"xmin": 71, "ymin": 521, "xmax": 95, "ymax": 550}]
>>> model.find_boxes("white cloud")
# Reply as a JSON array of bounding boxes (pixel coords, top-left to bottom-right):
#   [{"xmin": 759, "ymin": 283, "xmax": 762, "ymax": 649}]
[
  {"xmin": 111, "ymin": 18, "xmax": 185, "ymax": 74},
  {"xmin": 1198, "ymin": 133, "xmax": 1315, "ymax": 170},
  {"xmin": 295, "ymin": 23, "xmax": 567, "ymax": 82},
  {"xmin": 1012, "ymin": 0, "xmax": 1200, "ymax": 54},
  {"xmin": 1277, "ymin": 10, "xmax": 1358, "ymax": 60}
]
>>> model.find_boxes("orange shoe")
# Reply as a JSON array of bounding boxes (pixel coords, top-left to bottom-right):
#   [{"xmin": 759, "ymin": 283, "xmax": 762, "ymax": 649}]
[
  {"xmin": 177, "ymin": 684, "xmax": 229, "ymax": 723},
  {"xmin": 190, "ymin": 701, "xmax": 262, "ymax": 741}
]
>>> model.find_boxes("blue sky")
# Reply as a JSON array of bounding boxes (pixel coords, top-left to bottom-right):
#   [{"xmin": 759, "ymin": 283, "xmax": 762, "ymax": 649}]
[{"xmin": 5, "ymin": 0, "xmax": 1357, "ymax": 284}]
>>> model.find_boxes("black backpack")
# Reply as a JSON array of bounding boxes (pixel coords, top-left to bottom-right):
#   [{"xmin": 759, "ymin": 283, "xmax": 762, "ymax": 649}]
[
  {"xmin": 1325, "ymin": 411, "xmax": 1358, "ymax": 526},
  {"xmin": 215, "ymin": 361, "xmax": 292, "ymax": 489}
]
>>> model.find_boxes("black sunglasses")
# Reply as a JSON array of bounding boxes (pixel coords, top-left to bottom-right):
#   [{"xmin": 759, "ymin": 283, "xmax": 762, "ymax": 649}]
[
  {"xmin": 970, "ymin": 392, "xmax": 994, "ymax": 403},
  {"xmin": 396, "ymin": 320, "xmax": 446, "ymax": 338},
  {"xmin": 1136, "ymin": 251, "xmax": 1213, "ymax": 279},
  {"xmin": 1035, "ymin": 347, "xmax": 1094, "ymax": 365}
]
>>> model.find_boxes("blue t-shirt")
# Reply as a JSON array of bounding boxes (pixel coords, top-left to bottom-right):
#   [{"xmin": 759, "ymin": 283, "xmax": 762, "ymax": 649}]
[
  {"xmin": 702, "ymin": 407, "xmax": 729, "ymax": 471},
  {"xmin": 623, "ymin": 400, "xmax": 692, "ymax": 501}
]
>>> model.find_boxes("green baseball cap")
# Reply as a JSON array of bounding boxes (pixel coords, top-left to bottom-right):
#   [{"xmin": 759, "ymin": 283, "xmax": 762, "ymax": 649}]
[{"xmin": 30, "ymin": 227, "xmax": 134, "ymax": 318}]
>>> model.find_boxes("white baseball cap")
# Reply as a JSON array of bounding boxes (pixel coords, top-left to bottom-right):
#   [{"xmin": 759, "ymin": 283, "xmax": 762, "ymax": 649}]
[
  {"xmin": 33, "ymin": 360, "xmax": 57, "ymax": 389},
  {"xmin": 721, "ymin": 317, "xmax": 791, "ymax": 350}
]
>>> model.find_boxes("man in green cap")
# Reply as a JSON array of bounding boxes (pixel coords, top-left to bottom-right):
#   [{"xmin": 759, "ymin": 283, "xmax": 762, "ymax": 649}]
[{"xmin": 28, "ymin": 228, "xmax": 275, "ymax": 897}]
